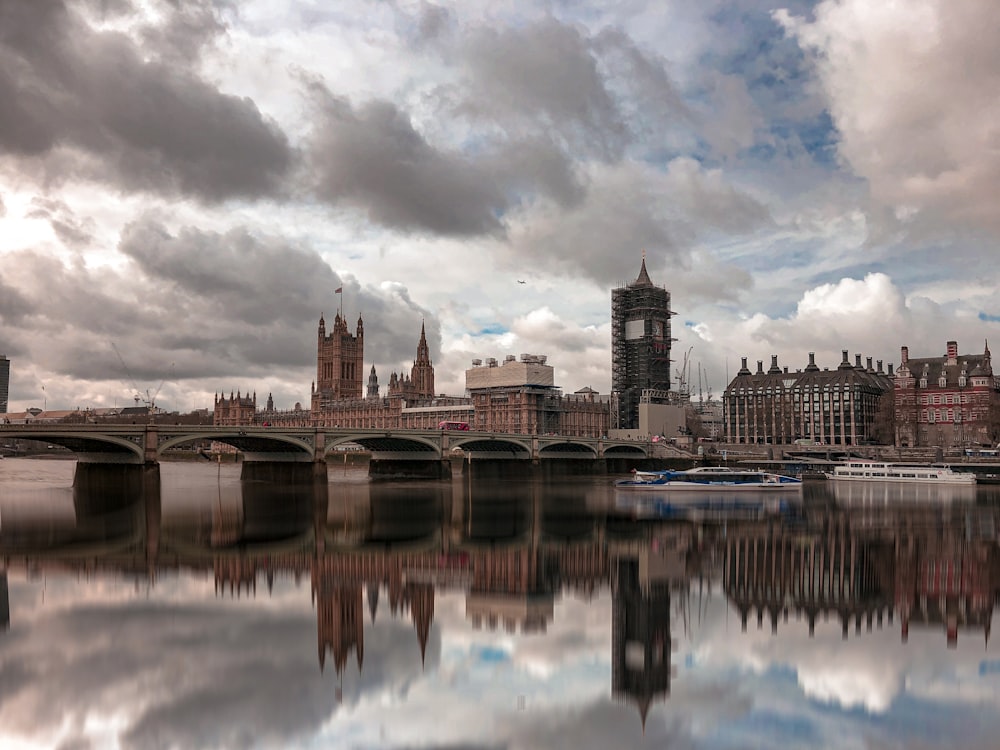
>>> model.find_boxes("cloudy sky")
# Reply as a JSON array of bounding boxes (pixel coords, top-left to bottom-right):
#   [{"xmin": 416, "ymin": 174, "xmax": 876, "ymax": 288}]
[{"xmin": 2, "ymin": 0, "xmax": 999, "ymax": 413}]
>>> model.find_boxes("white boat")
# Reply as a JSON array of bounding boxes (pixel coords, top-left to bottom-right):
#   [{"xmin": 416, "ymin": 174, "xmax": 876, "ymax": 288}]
[
  {"xmin": 615, "ymin": 466, "xmax": 802, "ymax": 491},
  {"xmin": 826, "ymin": 460, "xmax": 976, "ymax": 484}
]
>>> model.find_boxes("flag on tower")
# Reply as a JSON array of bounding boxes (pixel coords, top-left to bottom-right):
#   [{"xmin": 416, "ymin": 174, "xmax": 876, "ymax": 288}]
[{"xmin": 335, "ymin": 287, "xmax": 343, "ymax": 294}]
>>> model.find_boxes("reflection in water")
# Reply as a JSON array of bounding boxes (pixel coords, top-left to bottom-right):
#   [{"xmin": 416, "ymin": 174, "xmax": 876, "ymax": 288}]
[
  {"xmin": 830, "ymin": 479, "xmax": 980, "ymax": 505},
  {"xmin": 1, "ymin": 465, "xmax": 1000, "ymax": 745}
]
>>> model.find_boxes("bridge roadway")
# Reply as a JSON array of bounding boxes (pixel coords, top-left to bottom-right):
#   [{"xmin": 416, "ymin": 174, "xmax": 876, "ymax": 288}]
[{"xmin": 0, "ymin": 424, "xmax": 651, "ymax": 480}]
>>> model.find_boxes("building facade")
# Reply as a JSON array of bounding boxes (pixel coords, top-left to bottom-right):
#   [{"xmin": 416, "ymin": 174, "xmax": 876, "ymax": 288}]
[
  {"xmin": 611, "ymin": 257, "xmax": 675, "ymax": 430},
  {"xmin": 466, "ymin": 354, "xmax": 610, "ymax": 437},
  {"xmin": 0, "ymin": 355, "xmax": 8, "ymax": 414},
  {"xmin": 213, "ymin": 391, "xmax": 257, "ymax": 426},
  {"xmin": 313, "ymin": 311, "xmax": 365, "ymax": 412},
  {"xmin": 386, "ymin": 322, "xmax": 435, "ymax": 401},
  {"xmin": 893, "ymin": 340, "xmax": 1000, "ymax": 447},
  {"xmin": 724, "ymin": 351, "xmax": 892, "ymax": 445}
]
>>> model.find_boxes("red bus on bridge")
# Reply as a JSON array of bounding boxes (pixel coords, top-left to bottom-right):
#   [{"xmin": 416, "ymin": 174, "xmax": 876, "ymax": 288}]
[{"xmin": 438, "ymin": 421, "xmax": 470, "ymax": 431}]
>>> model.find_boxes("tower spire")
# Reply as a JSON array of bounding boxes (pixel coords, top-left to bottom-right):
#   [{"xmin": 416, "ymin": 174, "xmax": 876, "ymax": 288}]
[{"xmin": 634, "ymin": 252, "xmax": 653, "ymax": 286}]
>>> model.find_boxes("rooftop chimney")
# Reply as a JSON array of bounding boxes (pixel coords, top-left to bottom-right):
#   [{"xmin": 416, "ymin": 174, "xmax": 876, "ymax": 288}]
[
  {"xmin": 946, "ymin": 340, "xmax": 958, "ymax": 363},
  {"xmin": 901, "ymin": 346, "xmax": 909, "ymax": 364}
]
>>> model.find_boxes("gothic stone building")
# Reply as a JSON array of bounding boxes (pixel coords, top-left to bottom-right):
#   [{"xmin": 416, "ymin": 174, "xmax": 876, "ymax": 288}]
[
  {"xmin": 893, "ymin": 340, "xmax": 1000, "ymax": 447},
  {"xmin": 214, "ymin": 390, "xmax": 257, "ymax": 426},
  {"xmin": 724, "ymin": 351, "xmax": 892, "ymax": 445}
]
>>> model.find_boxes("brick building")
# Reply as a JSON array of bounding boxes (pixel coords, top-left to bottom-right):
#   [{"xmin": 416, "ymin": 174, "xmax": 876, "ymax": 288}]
[
  {"xmin": 312, "ymin": 311, "xmax": 365, "ymax": 411},
  {"xmin": 893, "ymin": 340, "xmax": 1000, "ymax": 447},
  {"xmin": 724, "ymin": 351, "xmax": 892, "ymax": 445},
  {"xmin": 214, "ymin": 391, "xmax": 257, "ymax": 426},
  {"xmin": 466, "ymin": 354, "xmax": 610, "ymax": 437}
]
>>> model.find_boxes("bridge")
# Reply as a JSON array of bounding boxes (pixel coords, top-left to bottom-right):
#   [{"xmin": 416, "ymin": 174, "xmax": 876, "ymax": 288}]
[{"xmin": 0, "ymin": 424, "xmax": 653, "ymax": 481}]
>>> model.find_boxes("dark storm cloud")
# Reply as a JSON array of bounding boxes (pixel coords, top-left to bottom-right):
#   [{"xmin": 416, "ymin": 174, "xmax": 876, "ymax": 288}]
[
  {"xmin": 0, "ymin": 214, "xmax": 444, "ymax": 411},
  {"xmin": 0, "ymin": 274, "xmax": 38, "ymax": 324},
  {"xmin": 457, "ymin": 19, "xmax": 628, "ymax": 161},
  {"xmin": 306, "ymin": 93, "xmax": 508, "ymax": 236},
  {"xmin": 118, "ymin": 218, "xmax": 337, "ymax": 324},
  {"xmin": 0, "ymin": 1, "xmax": 291, "ymax": 202},
  {"xmin": 136, "ymin": 0, "xmax": 229, "ymax": 66},
  {"xmin": 591, "ymin": 26, "xmax": 692, "ymax": 148}
]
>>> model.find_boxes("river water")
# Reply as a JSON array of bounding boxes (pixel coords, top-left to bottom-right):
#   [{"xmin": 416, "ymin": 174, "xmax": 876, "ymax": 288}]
[{"xmin": 1, "ymin": 457, "xmax": 999, "ymax": 749}]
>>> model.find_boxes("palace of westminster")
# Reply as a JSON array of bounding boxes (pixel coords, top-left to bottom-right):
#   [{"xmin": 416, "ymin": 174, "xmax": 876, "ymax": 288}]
[
  {"xmin": 2, "ymin": 258, "xmax": 997, "ymax": 447},
  {"xmin": 211, "ymin": 257, "xmax": 1000, "ymax": 448}
]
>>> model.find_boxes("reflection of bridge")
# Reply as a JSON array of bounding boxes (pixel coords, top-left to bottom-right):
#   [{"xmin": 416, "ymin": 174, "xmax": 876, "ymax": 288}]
[{"xmin": 0, "ymin": 424, "xmax": 651, "ymax": 480}]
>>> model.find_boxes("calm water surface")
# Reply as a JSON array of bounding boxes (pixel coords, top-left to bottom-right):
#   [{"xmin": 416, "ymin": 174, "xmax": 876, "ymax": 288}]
[{"xmin": 1, "ymin": 457, "xmax": 999, "ymax": 749}]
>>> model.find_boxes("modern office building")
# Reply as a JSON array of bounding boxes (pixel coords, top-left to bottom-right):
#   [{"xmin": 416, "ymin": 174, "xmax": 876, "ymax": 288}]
[
  {"xmin": 0, "ymin": 354, "xmax": 9, "ymax": 414},
  {"xmin": 611, "ymin": 257, "xmax": 675, "ymax": 430}
]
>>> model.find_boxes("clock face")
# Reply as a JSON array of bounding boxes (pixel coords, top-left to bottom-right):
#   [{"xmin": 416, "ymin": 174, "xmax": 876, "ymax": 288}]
[{"xmin": 652, "ymin": 322, "xmax": 661, "ymax": 336}]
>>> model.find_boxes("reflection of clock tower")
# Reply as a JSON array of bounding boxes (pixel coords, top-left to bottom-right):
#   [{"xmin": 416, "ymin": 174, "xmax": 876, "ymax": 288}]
[
  {"xmin": 612, "ymin": 557, "xmax": 673, "ymax": 731},
  {"xmin": 612, "ymin": 255, "xmax": 675, "ymax": 430}
]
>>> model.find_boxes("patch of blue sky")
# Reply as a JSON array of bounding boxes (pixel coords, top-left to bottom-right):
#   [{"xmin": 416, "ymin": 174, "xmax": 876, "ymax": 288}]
[
  {"xmin": 475, "ymin": 645, "xmax": 511, "ymax": 664},
  {"xmin": 760, "ymin": 111, "xmax": 838, "ymax": 166},
  {"xmin": 710, "ymin": 709, "xmax": 820, "ymax": 750},
  {"xmin": 805, "ymin": 262, "xmax": 889, "ymax": 289},
  {"xmin": 476, "ymin": 323, "xmax": 509, "ymax": 336},
  {"xmin": 856, "ymin": 692, "xmax": 1000, "ymax": 747},
  {"xmin": 703, "ymin": 5, "xmax": 813, "ymax": 92},
  {"xmin": 979, "ymin": 312, "xmax": 1000, "ymax": 323}
]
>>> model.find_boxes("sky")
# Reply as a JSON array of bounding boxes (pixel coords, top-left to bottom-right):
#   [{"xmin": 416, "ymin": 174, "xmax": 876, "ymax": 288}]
[{"xmin": 2, "ymin": 0, "xmax": 999, "ymax": 414}]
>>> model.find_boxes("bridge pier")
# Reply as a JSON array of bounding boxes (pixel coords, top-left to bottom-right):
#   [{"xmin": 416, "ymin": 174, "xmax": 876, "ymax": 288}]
[
  {"xmin": 73, "ymin": 461, "xmax": 160, "ymax": 495},
  {"xmin": 369, "ymin": 458, "xmax": 452, "ymax": 480},
  {"xmin": 240, "ymin": 460, "xmax": 328, "ymax": 483}
]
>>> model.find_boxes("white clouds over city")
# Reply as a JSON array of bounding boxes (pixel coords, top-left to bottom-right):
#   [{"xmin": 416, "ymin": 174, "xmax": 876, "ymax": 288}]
[{"xmin": 0, "ymin": 0, "xmax": 998, "ymax": 411}]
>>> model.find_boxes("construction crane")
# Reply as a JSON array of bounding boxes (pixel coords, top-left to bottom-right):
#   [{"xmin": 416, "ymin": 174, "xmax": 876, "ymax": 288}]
[
  {"xmin": 110, "ymin": 342, "xmax": 173, "ymax": 419},
  {"xmin": 675, "ymin": 346, "xmax": 693, "ymax": 403}
]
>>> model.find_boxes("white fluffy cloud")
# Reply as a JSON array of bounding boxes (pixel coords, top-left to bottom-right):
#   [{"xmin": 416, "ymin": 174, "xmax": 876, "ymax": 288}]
[{"xmin": 777, "ymin": 0, "xmax": 1000, "ymax": 234}]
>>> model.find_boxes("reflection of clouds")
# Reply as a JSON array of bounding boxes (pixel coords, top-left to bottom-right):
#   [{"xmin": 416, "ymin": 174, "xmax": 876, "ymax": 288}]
[
  {"xmin": 679, "ymin": 594, "xmax": 1000, "ymax": 748},
  {"xmin": 796, "ymin": 662, "xmax": 899, "ymax": 712},
  {"xmin": 0, "ymin": 575, "xmax": 437, "ymax": 750}
]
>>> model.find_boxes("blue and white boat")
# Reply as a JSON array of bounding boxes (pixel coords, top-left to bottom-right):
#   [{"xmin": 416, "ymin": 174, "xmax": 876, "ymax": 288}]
[{"xmin": 616, "ymin": 466, "xmax": 802, "ymax": 491}]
